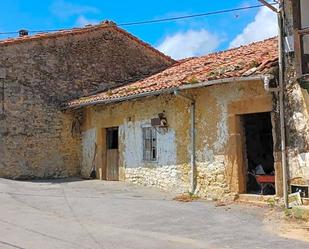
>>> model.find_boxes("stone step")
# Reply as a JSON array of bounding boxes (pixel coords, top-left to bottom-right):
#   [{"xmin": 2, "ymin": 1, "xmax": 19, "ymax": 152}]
[{"xmin": 237, "ymin": 194, "xmax": 277, "ymax": 206}]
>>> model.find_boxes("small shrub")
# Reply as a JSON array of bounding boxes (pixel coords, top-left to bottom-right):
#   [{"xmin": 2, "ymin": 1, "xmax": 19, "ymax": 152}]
[
  {"xmin": 284, "ymin": 208, "xmax": 293, "ymax": 218},
  {"xmin": 173, "ymin": 192, "xmax": 199, "ymax": 202},
  {"xmin": 267, "ymin": 198, "xmax": 276, "ymax": 208}
]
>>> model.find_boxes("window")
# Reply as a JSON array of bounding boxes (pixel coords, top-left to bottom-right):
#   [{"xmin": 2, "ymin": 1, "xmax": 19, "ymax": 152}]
[
  {"xmin": 293, "ymin": 0, "xmax": 309, "ymax": 75},
  {"xmin": 142, "ymin": 127, "xmax": 157, "ymax": 161}
]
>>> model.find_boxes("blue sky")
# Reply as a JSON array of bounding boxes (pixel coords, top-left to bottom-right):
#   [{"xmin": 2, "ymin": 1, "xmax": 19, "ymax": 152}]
[{"xmin": 0, "ymin": 0, "xmax": 278, "ymax": 59}]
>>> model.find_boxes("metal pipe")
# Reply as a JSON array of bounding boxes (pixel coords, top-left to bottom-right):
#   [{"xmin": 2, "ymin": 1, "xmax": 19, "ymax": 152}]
[
  {"xmin": 174, "ymin": 90, "xmax": 196, "ymax": 193},
  {"xmin": 259, "ymin": 0, "xmax": 288, "ymax": 209},
  {"xmin": 278, "ymin": 7, "xmax": 289, "ymax": 208},
  {"xmin": 190, "ymin": 101, "xmax": 196, "ymax": 193}
]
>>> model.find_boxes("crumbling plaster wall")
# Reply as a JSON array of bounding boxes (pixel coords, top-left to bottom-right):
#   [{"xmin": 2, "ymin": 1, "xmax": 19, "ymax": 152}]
[
  {"xmin": 283, "ymin": 1, "xmax": 309, "ymax": 185},
  {"xmin": 0, "ymin": 27, "xmax": 173, "ymax": 179},
  {"xmin": 83, "ymin": 80, "xmax": 273, "ymax": 199},
  {"xmin": 82, "ymin": 94, "xmax": 190, "ymax": 192},
  {"xmin": 81, "ymin": 128, "xmax": 97, "ymax": 177},
  {"xmin": 285, "ymin": 82, "xmax": 309, "ymax": 184},
  {"xmin": 120, "ymin": 121, "xmax": 177, "ymax": 168},
  {"xmin": 120, "ymin": 121, "xmax": 181, "ymax": 191}
]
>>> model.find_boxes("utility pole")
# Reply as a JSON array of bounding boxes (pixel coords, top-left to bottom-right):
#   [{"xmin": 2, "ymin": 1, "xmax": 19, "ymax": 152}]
[{"xmin": 258, "ymin": 0, "xmax": 289, "ymax": 208}]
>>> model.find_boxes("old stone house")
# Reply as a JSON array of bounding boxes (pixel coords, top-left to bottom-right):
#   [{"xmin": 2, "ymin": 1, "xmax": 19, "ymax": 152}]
[
  {"xmin": 64, "ymin": 38, "xmax": 284, "ymax": 200},
  {"xmin": 0, "ymin": 21, "xmax": 174, "ymax": 179},
  {"xmin": 1, "ymin": 12, "xmax": 308, "ymax": 203}
]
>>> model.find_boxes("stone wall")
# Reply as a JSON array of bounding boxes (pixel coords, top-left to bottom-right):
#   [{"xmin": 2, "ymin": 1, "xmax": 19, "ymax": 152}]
[
  {"xmin": 0, "ymin": 25, "xmax": 173, "ymax": 179},
  {"xmin": 283, "ymin": 1, "xmax": 309, "ymax": 185},
  {"xmin": 196, "ymin": 158, "xmax": 230, "ymax": 200},
  {"xmin": 125, "ymin": 165, "xmax": 190, "ymax": 194}
]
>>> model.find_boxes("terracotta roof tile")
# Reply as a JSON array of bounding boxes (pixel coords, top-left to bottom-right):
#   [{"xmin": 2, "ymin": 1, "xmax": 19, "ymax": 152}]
[{"xmin": 65, "ymin": 37, "xmax": 278, "ymax": 109}]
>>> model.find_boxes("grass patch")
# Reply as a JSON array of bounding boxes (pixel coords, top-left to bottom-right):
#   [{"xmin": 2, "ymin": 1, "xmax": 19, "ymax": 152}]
[
  {"xmin": 284, "ymin": 208, "xmax": 293, "ymax": 218},
  {"xmin": 267, "ymin": 198, "xmax": 276, "ymax": 208},
  {"xmin": 173, "ymin": 192, "xmax": 199, "ymax": 202}
]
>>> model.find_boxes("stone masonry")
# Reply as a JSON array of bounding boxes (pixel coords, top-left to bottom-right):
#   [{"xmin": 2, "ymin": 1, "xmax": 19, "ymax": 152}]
[
  {"xmin": 283, "ymin": 1, "xmax": 309, "ymax": 185},
  {"xmin": 0, "ymin": 23, "xmax": 174, "ymax": 179}
]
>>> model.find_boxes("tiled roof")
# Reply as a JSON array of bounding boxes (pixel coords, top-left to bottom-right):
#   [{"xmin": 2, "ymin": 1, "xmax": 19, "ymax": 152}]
[
  {"xmin": 65, "ymin": 37, "xmax": 278, "ymax": 109},
  {"xmin": 0, "ymin": 21, "xmax": 174, "ymax": 63}
]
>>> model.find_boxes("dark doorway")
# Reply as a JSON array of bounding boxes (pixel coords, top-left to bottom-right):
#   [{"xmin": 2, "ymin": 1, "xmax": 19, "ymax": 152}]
[
  {"xmin": 243, "ymin": 112, "xmax": 275, "ymax": 195},
  {"xmin": 106, "ymin": 127, "xmax": 119, "ymax": 181},
  {"xmin": 107, "ymin": 127, "xmax": 119, "ymax": 150}
]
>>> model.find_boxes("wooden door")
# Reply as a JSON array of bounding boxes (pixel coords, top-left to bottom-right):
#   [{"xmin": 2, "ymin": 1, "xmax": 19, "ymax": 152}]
[
  {"xmin": 106, "ymin": 149, "xmax": 119, "ymax": 180},
  {"xmin": 106, "ymin": 127, "xmax": 119, "ymax": 181}
]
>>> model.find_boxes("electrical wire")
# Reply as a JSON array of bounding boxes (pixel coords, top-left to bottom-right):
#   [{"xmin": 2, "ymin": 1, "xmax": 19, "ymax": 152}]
[
  {"xmin": 119, "ymin": 4, "xmax": 273, "ymax": 26},
  {"xmin": 0, "ymin": 3, "xmax": 278, "ymax": 36}
]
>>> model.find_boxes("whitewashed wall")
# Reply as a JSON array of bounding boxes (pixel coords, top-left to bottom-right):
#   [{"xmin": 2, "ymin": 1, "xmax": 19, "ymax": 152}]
[
  {"xmin": 119, "ymin": 120, "xmax": 177, "ymax": 168},
  {"xmin": 119, "ymin": 120, "xmax": 187, "ymax": 192},
  {"xmin": 81, "ymin": 128, "xmax": 96, "ymax": 177}
]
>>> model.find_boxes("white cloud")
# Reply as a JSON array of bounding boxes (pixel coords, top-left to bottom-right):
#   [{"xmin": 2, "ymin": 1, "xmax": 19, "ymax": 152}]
[
  {"xmin": 50, "ymin": 0, "xmax": 99, "ymax": 19},
  {"xmin": 229, "ymin": 7, "xmax": 278, "ymax": 48},
  {"xmin": 75, "ymin": 16, "xmax": 99, "ymax": 27},
  {"xmin": 157, "ymin": 29, "xmax": 221, "ymax": 60}
]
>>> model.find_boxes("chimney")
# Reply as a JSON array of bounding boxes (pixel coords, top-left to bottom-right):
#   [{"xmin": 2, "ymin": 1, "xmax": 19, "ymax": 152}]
[{"xmin": 19, "ymin": 29, "xmax": 28, "ymax": 37}]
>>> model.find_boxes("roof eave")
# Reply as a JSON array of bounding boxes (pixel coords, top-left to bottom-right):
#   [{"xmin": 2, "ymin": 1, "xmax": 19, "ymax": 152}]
[
  {"xmin": 62, "ymin": 87, "xmax": 178, "ymax": 111},
  {"xmin": 179, "ymin": 75, "xmax": 267, "ymax": 90},
  {"xmin": 63, "ymin": 74, "xmax": 270, "ymax": 111}
]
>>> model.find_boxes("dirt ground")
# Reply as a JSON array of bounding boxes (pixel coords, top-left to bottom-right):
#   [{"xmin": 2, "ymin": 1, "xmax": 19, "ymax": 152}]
[{"xmin": 264, "ymin": 208, "xmax": 309, "ymax": 243}]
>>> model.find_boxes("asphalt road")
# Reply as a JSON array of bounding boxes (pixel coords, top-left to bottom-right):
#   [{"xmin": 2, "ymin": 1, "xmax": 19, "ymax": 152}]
[{"xmin": 0, "ymin": 178, "xmax": 308, "ymax": 249}]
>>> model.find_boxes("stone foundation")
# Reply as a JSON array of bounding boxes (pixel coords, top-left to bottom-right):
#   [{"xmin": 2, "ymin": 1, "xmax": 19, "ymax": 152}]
[
  {"xmin": 125, "ymin": 160, "xmax": 231, "ymax": 200},
  {"xmin": 195, "ymin": 161, "xmax": 230, "ymax": 200},
  {"xmin": 125, "ymin": 164, "xmax": 190, "ymax": 193}
]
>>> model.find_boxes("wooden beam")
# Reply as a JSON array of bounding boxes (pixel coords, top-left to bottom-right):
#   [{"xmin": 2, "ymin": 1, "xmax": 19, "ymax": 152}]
[
  {"xmin": 298, "ymin": 27, "xmax": 309, "ymax": 35},
  {"xmin": 292, "ymin": 0, "xmax": 301, "ymax": 29},
  {"xmin": 258, "ymin": 0, "xmax": 279, "ymax": 13},
  {"xmin": 292, "ymin": 0, "xmax": 303, "ymax": 76}
]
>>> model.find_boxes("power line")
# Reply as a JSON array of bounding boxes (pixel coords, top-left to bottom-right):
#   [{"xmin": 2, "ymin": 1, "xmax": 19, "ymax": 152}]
[
  {"xmin": 119, "ymin": 4, "xmax": 273, "ymax": 26},
  {"xmin": 0, "ymin": 3, "xmax": 277, "ymax": 36}
]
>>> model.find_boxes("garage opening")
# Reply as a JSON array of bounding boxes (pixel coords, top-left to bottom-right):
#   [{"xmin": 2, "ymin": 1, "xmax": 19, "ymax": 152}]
[{"xmin": 243, "ymin": 112, "xmax": 275, "ymax": 195}]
